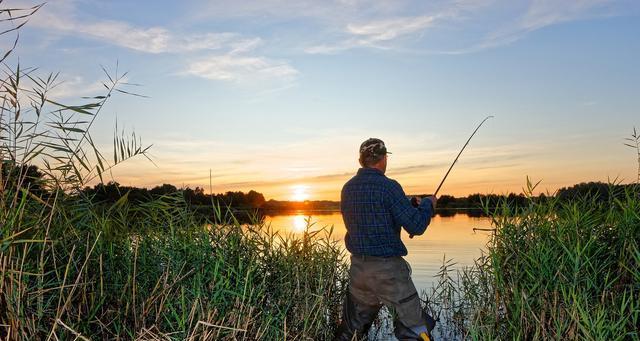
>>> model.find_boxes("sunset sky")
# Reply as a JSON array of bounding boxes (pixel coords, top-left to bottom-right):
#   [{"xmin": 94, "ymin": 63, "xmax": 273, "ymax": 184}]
[{"xmin": 6, "ymin": 0, "xmax": 640, "ymax": 200}]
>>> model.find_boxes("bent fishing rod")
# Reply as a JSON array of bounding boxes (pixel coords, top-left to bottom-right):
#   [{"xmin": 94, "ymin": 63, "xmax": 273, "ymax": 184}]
[{"xmin": 409, "ymin": 115, "xmax": 494, "ymax": 238}]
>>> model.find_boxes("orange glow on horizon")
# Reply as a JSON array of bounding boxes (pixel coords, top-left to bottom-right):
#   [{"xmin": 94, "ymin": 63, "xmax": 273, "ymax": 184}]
[
  {"xmin": 105, "ymin": 143, "xmax": 638, "ymax": 201},
  {"xmin": 290, "ymin": 184, "xmax": 311, "ymax": 201}
]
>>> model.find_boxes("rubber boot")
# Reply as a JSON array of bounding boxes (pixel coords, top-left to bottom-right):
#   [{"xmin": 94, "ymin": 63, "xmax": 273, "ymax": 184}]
[
  {"xmin": 334, "ymin": 292, "xmax": 381, "ymax": 341},
  {"xmin": 393, "ymin": 309, "xmax": 436, "ymax": 341}
]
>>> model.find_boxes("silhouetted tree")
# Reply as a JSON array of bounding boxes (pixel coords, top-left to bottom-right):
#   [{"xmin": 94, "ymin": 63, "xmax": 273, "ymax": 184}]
[
  {"xmin": 557, "ymin": 182, "xmax": 611, "ymax": 202},
  {"xmin": 1, "ymin": 163, "xmax": 46, "ymax": 196},
  {"xmin": 246, "ymin": 190, "xmax": 266, "ymax": 208},
  {"xmin": 149, "ymin": 184, "xmax": 177, "ymax": 196}
]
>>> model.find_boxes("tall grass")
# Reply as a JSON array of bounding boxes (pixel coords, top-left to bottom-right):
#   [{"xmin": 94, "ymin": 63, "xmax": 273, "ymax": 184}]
[
  {"xmin": 625, "ymin": 127, "xmax": 640, "ymax": 183},
  {"xmin": 427, "ymin": 180, "xmax": 640, "ymax": 340},
  {"xmin": 1, "ymin": 190, "xmax": 347, "ymax": 340}
]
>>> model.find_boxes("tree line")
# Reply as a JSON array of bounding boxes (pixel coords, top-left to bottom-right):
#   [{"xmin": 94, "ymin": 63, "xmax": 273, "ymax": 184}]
[
  {"xmin": 5, "ymin": 165, "xmax": 637, "ymax": 212},
  {"xmin": 82, "ymin": 181, "xmax": 266, "ymax": 208}
]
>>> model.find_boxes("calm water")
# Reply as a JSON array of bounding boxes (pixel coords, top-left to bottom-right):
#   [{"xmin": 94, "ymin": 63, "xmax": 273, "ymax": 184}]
[{"xmin": 264, "ymin": 211, "xmax": 492, "ymax": 293}]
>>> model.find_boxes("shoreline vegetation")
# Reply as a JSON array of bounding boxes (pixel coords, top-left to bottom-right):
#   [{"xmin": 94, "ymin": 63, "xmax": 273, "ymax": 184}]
[
  {"xmin": 1, "ymin": 4, "xmax": 639, "ymax": 340},
  {"xmin": 3, "ymin": 171, "xmax": 639, "ymax": 339},
  {"xmin": 2, "ymin": 189, "xmax": 349, "ymax": 339},
  {"xmin": 424, "ymin": 181, "xmax": 639, "ymax": 340}
]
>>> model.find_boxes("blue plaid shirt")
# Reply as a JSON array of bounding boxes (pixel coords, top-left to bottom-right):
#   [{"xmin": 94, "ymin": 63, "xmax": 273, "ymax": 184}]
[{"xmin": 341, "ymin": 167, "xmax": 433, "ymax": 257}]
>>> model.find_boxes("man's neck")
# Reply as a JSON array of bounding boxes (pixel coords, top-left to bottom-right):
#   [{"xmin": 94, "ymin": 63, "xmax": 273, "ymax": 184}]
[{"xmin": 364, "ymin": 166, "xmax": 385, "ymax": 174}]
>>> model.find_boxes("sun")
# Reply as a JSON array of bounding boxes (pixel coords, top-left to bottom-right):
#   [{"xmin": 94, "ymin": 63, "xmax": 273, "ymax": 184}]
[{"xmin": 291, "ymin": 184, "xmax": 310, "ymax": 202}]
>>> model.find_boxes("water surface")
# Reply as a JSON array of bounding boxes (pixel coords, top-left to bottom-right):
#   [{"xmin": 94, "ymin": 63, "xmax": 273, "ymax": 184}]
[{"xmin": 265, "ymin": 211, "xmax": 492, "ymax": 292}]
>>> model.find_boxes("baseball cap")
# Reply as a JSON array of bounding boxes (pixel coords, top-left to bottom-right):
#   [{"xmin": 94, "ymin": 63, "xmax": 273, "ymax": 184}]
[{"xmin": 359, "ymin": 138, "xmax": 392, "ymax": 158}]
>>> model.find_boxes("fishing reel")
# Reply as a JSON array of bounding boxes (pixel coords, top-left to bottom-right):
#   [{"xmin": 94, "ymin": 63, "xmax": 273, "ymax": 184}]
[
  {"xmin": 410, "ymin": 196, "xmax": 434, "ymax": 208},
  {"xmin": 410, "ymin": 197, "xmax": 420, "ymax": 207}
]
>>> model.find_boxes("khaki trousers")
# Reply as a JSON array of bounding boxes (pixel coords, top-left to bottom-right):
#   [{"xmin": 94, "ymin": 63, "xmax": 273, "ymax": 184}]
[{"xmin": 334, "ymin": 255, "xmax": 435, "ymax": 340}]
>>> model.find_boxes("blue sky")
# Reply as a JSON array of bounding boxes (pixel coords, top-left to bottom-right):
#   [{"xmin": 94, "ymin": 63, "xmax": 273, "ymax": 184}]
[{"xmin": 5, "ymin": 0, "xmax": 640, "ymax": 199}]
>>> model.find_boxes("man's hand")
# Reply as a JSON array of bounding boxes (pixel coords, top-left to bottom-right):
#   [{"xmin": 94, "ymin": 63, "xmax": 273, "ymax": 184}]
[
  {"xmin": 425, "ymin": 195, "xmax": 437, "ymax": 210},
  {"xmin": 409, "ymin": 195, "xmax": 438, "ymax": 239},
  {"xmin": 410, "ymin": 196, "xmax": 420, "ymax": 207},
  {"xmin": 410, "ymin": 195, "xmax": 437, "ymax": 210}
]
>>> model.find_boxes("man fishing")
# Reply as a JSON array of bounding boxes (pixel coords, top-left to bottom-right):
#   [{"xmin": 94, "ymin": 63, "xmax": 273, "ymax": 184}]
[{"xmin": 334, "ymin": 138, "xmax": 437, "ymax": 341}]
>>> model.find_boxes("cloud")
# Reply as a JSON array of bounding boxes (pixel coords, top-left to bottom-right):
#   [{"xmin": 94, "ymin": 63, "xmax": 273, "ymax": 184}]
[
  {"xmin": 301, "ymin": 0, "xmax": 632, "ymax": 55},
  {"xmin": 21, "ymin": 1, "xmax": 298, "ymax": 84},
  {"xmin": 184, "ymin": 55, "xmax": 298, "ymax": 82},
  {"xmin": 47, "ymin": 75, "xmax": 105, "ymax": 99},
  {"xmin": 29, "ymin": 9, "xmax": 247, "ymax": 55},
  {"xmin": 464, "ymin": 0, "xmax": 625, "ymax": 53},
  {"xmin": 188, "ymin": 0, "xmax": 407, "ymax": 22},
  {"xmin": 346, "ymin": 15, "xmax": 438, "ymax": 43},
  {"xmin": 74, "ymin": 22, "xmax": 170, "ymax": 54},
  {"xmin": 521, "ymin": 0, "xmax": 613, "ymax": 31},
  {"xmin": 302, "ymin": 1, "xmax": 484, "ymax": 54},
  {"xmin": 304, "ymin": 14, "xmax": 443, "ymax": 54},
  {"xmin": 216, "ymin": 169, "xmax": 355, "ymax": 190},
  {"xmin": 387, "ymin": 163, "xmax": 448, "ymax": 176}
]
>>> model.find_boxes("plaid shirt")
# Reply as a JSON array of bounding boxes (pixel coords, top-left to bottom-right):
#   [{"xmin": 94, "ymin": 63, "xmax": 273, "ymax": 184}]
[{"xmin": 340, "ymin": 167, "xmax": 433, "ymax": 257}]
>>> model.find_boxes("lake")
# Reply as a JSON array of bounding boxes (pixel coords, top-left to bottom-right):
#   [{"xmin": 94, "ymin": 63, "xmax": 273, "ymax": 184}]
[{"xmin": 264, "ymin": 211, "xmax": 492, "ymax": 293}]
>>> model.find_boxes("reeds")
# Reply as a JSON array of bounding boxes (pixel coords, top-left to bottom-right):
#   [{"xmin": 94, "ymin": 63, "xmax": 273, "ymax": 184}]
[
  {"xmin": 624, "ymin": 127, "xmax": 640, "ymax": 183},
  {"xmin": 427, "ymin": 180, "xmax": 640, "ymax": 340},
  {"xmin": 0, "ymin": 192, "xmax": 348, "ymax": 340}
]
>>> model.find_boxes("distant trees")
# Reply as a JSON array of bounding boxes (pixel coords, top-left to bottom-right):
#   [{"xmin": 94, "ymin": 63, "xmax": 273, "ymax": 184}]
[
  {"xmin": 1, "ymin": 163, "xmax": 46, "ymax": 197},
  {"xmin": 436, "ymin": 195, "xmax": 456, "ymax": 207},
  {"xmin": 556, "ymin": 182, "xmax": 635, "ymax": 202},
  {"xmin": 81, "ymin": 182, "xmax": 266, "ymax": 209},
  {"xmin": 149, "ymin": 184, "xmax": 178, "ymax": 196},
  {"xmin": 413, "ymin": 192, "xmax": 529, "ymax": 209},
  {"xmin": 246, "ymin": 190, "xmax": 267, "ymax": 208}
]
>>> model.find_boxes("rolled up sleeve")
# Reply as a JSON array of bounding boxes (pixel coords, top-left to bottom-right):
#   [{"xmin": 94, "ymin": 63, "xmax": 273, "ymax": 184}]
[{"xmin": 387, "ymin": 180, "xmax": 433, "ymax": 236}]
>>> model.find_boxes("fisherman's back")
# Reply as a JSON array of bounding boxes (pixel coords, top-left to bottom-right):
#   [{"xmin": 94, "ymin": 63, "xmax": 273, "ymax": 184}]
[
  {"xmin": 341, "ymin": 167, "xmax": 406, "ymax": 257},
  {"xmin": 341, "ymin": 165, "xmax": 435, "ymax": 258}
]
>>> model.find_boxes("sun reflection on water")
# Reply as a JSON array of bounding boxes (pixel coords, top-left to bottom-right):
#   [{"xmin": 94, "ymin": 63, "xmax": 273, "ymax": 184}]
[{"xmin": 292, "ymin": 214, "xmax": 307, "ymax": 233}]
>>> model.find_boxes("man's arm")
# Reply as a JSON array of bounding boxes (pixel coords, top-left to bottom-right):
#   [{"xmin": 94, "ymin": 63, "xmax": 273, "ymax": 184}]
[{"xmin": 387, "ymin": 180, "xmax": 433, "ymax": 236}]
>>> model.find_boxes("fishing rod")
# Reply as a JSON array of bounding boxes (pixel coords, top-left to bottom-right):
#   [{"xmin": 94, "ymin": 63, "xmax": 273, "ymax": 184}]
[
  {"xmin": 410, "ymin": 115, "xmax": 494, "ymax": 238},
  {"xmin": 434, "ymin": 115, "xmax": 494, "ymax": 196}
]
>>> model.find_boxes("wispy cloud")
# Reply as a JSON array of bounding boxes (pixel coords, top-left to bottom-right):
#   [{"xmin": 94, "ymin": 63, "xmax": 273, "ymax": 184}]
[
  {"xmin": 47, "ymin": 75, "xmax": 106, "ymax": 99},
  {"xmin": 521, "ymin": 0, "xmax": 613, "ymax": 31},
  {"xmin": 303, "ymin": 1, "xmax": 489, "ymax": 54},
  {"xmin": 301, "ymin": 0, "xmax": 631, "ymax": 55},
  {"xmin": 22, "ymin": 0, "xmax": 632, "ymax": 76},
  {"xmin": 27, "ymin": 2, "xmax": 245, "ymax": 54},
  {"xmin": 449, "ymin": 0, "xmax": 628, "ymax": 53},
  {"xmin": 305, "ymin": 14, "xmax": 442, "ymax": 54},
  {"xmin": 184, "ymin": 55, "xmax": 298, "ymax": 82},
  {"xmin": 346, "ymin": 15, "xmax": 438, "ymax": 43},
  {"xmin": 188, "ymin": 0, "xmax": 407, "ymax": 23},
  {"xmin": 23, "ymin": 1, "xmax": 298, "ymax": 84}
]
